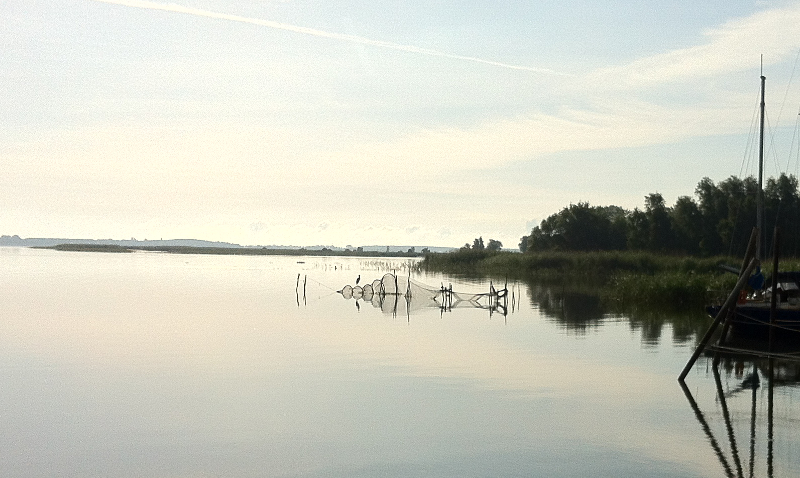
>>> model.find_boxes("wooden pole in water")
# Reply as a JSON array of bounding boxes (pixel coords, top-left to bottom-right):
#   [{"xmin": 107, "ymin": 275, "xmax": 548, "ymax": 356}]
[
  {"xmin": 718, "ymin": 228, "xmax": 760, "ymax": 346},
  {"xmin": 679, "ymin": 256, "xmax": 759, "ymax": 381},
  {"xmin": 769, "ymin": 227, "xmax": 780, "ymax": 352},
  {"xmin": 740, "ymin": 228, "xmax": 760, "ymax": 277}
]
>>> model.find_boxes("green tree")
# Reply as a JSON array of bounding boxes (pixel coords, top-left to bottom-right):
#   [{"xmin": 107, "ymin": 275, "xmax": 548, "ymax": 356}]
[
  {"xmin": 764, "ymin": 173, "xmax": 800, "ymax": 256},
  {"xmin": 695, "ymin": 177, "xmax": 727, "ymax": 255},
  {"xmin": 527, "ymin": 202, "xmax": 626, "ymax": 252},
  {"xmin": 644, "ymin": 193, "xmax": 673, "ymax": 251},
  {"xmin": 519, "ymin": 234, "xmax": 530, "ymax": 253},
  {"xmin": 626, "ymin": 208, "xmax": 648, "ymax": 250},
  {"xmin": 486, "ymin": 239, "xmax": 503, "ymax": 251},
  {"xmin": 670, "ymin": 196, "xmax": 702, "ymax": 254}
]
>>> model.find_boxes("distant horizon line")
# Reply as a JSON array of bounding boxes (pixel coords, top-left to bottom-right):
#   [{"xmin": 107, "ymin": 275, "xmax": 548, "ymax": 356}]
[{"xmin": 0, "ymin": 234, "xmax": 460, "ymax": 252}]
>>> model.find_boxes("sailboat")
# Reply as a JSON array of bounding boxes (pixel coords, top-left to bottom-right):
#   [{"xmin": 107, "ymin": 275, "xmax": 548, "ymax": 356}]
[{"xmin": 707, "ymin": 73, "xmax": 800, "ymax": 341}]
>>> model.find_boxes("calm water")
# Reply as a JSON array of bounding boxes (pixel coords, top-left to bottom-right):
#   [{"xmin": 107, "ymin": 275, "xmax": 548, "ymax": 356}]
[{"xmin": 1, "ymin": 247, "xmax": 799, "ymax": 477}]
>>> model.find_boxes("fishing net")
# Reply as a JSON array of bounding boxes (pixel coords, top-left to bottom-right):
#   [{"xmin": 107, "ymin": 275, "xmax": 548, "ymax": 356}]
[{"xmin": 339, "ymin": 272, "xmax": 508, "ymax": 315}]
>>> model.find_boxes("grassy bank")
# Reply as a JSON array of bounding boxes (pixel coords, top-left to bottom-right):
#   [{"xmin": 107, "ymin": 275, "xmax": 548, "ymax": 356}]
[
  {"xmin": 421, "ymin": 249, "xmax": 797, "ymax": 311},
  {"xmin": 421, "ymin": 249, "xmax": 729, "ymax": 276}
]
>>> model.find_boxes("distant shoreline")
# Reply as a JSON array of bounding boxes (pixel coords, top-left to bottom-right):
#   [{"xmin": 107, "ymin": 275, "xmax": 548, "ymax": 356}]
[
  {"xmin": 0, "ymin": 235, "xmax": 454, "ymax": 254},
  {"xmin": 36, "ymin": 243, "xmax": 427, "ymax": 258}
]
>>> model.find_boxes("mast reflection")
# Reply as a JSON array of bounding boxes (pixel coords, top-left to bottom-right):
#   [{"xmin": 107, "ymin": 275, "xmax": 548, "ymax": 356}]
[{"xmin": 681, "ymin": 349, "xmax": 800, "ymax": 478}]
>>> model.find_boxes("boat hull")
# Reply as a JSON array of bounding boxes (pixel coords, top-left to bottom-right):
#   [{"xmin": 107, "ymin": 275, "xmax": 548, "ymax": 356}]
[{"xmin": 707, "ymin": 303, "xmax": 800, "ymax": 340}]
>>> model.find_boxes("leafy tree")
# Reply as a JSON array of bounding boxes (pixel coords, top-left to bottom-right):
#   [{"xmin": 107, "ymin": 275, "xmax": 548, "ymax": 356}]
[
  {"xmin": 670, "ymin": 196, "xmax": 702, "ymax": 254},
  {"xmin": 519, "ymin": 234, "xmax": 530, "ymax": 253},
  {"xmin": 472, "ymin": 237, "xmax": 485, "ymax": 250},
  {"xmin": 527, "ymin": 202, "xmax": 626, "ymax": 252},
  {"xmin": 765, "ymin": 173, "xmax": 800, "ymax": 255},
  {"xmin": 518, "ymin": 173, "xmax": 800, "ymax": 257},
  {"xmin": 626, "ymin": 208, "xmax": 648, "ymax": 250},
  {"xmin": 695, "ymin": 177, "xmax": 727, "ymax": 255},
  {"xmin": 644, "ymin": 193, "xmax": 673, "ymax": 251},
  {"xmin": 486, "ymin": 239, "xmax": 503, "ymax": 251}
]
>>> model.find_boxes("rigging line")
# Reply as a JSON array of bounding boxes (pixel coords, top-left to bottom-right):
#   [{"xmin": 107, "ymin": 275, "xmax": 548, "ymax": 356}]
[
  {"xmin": 786, "ymin": 105, "xmax": 800, "ymax": 175},
  {"xmin": 774, "ymin": 47, "xmax": 800, "ymax": 136},
  {"xmin": 740, "ymin": 86, "xmax": 763, "ymax": 179},
  {"xmin": 765, "ymin": 110, "xmax": 783, "ymax": 177}
]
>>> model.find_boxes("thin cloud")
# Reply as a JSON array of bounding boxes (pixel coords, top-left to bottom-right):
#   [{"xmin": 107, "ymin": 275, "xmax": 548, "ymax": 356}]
[
  {"xmin": 591, "ymin": 3, "xmax": 800, "ymax": 88},
  {"xmin": 90, "ymin": 0, "xmax": 570, "ymax": 76}
]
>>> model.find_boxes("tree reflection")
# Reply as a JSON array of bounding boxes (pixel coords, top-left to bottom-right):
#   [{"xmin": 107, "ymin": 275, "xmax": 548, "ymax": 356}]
[{"xmin": 522, "ymin": 277, "xmax": 711, "ymax": 344}]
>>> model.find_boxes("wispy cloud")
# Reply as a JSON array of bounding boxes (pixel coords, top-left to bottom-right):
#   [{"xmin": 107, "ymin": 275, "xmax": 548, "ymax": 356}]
[
  {"xmin": 591, "ymin": 3, "xmax": 800, "ymax": 88},
  {"xmin": 90, "ymin": 0, "xmax": 570, "ymax": 76}
]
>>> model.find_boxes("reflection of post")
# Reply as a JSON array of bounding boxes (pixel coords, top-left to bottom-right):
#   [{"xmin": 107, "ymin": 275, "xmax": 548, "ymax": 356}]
[
  {"xmin": 511, "ymin": 284, "xmax": 515, "ymax": 312},
  {"xmin": 768, "ymin": 358, "xmax": 774, "ymax": 478},
  {"xmin": 769, "ymin": 227, "xmax": 780, "ymax": 353},
  {"xmin": 713, "ymin": 363, "xmax": 745, "ymax": 478},
  {"xmin": 748, "ymin": 365, "xmax": 758, "ymax": 478},
  {"xmin": 678, "ymin": 380, "xmax": 736, "ymax": 477}
]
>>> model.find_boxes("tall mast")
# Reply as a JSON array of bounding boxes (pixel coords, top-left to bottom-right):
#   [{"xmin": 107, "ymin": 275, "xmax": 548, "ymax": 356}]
[{"xmin": 757, "ymin": 72, "xmax": 765, "ymax": 260}]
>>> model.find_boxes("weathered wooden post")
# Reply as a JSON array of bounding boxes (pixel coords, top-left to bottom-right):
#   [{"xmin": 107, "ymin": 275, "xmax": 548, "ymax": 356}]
[
  {"xmin": 769, "ymin": 227, "xmax": 780, "ymax": 352},
  {"xmin": 718, "ymin": 228, "xmax": 759, "ymax": 346},
  {"xmin": 679, "ymin": 256, "xmax": 759, "ymax": 382}
]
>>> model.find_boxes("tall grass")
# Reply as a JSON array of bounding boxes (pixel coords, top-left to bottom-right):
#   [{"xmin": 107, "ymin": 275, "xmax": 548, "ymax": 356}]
[
  {"xmin": 422, "ymin": 250, "xmax": 728, "ymax": 276},
  {"xmin": 422, "ymin": 250, "xmax": 752, "ymax": 310}
]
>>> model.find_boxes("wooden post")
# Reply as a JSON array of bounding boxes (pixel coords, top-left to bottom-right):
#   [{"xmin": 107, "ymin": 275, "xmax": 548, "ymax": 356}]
[
  {"xmin": 718, "ymin": 227, "xmax": 760, "ymax": 346},
  {"xmin": 769, "ymin": 227, "xmax": 780, "ymax": 352},
  {"xmin": 678, "ymin": 256, "xmax": 759, "ymax": 381},
  {"xmin": 740, "ymin": 228, "xmax": 759, "ymax": 276}
]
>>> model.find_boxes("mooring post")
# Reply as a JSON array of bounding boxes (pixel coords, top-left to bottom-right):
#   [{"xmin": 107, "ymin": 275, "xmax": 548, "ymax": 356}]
[
  {"xmin": 769, "ymin": 227, "xmax": 780, "ymax": 352},
  {"xmin": 679, "ymin": 256, "xmax": 759, "ymax": 382},
  {"xmin": 448, "ymin": 284, "xmax": 453, "ymax": 309},
  {"xmin": 718, "ymin": 228, "xmax": 759, "ymax": 348}
]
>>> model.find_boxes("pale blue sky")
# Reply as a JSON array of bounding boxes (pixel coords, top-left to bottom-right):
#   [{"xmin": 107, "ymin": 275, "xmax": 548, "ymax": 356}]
[{"xmin": 3, "ymin": 0, "xmax": 800, "ymax": 248}]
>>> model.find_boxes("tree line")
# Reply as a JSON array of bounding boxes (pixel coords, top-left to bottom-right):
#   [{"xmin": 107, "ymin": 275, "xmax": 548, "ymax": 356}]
[
  {"xmin": 462, "ymin": 236, "xmax": 503, "ymax": 251},
  {"xmin": 518, "ymin": 174, "xmax": 800, "ymax": 257}
]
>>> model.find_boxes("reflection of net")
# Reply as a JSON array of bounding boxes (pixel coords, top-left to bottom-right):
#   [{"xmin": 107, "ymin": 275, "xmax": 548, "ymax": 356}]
[{"xmin": 339, "ymin": 273, "xmax": 508, "ymax": 316}]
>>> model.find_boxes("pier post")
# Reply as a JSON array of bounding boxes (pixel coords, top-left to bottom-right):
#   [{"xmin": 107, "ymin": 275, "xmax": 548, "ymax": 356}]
[{"xmin": 679, "ymin": 256, "xmax": 758, "ymax": 381}]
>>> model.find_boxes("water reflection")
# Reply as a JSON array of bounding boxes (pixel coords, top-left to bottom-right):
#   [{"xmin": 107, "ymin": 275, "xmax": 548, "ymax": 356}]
[
  {"xmin": 7, "ymin": 249, "xmax": 797, "ymax": 477},
  {"xmin": 334, "ymin": 272, "xmax": 513, "ymax": 320},
  {"xmin": 526, "ymin": 281, "xmax": 604, "ymax": 330},
  {"xmin": 522, "ymin": 277, "xmax": 709, "ymax": 345},
  {"xmin": 682, "ymin": 352, "xmax": 800, "ymax": 478}
]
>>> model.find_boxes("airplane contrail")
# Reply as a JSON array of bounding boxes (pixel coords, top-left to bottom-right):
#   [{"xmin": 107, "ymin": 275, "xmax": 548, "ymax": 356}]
[{"xmin": 91, "ymin": 0, "xmax": 570, "ymax": 76}]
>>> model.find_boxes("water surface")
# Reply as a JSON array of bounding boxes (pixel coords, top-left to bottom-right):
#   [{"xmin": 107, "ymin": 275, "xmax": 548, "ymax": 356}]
[{"xmin": 1, "ymin": 247, "xmax": 798, "ymax": 477}]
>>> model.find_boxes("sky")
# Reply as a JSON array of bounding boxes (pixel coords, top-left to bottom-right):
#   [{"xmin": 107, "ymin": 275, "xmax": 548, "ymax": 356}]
[{"xmin": 3, "ymin": 0, "xmax": 800, "ymax": 249}]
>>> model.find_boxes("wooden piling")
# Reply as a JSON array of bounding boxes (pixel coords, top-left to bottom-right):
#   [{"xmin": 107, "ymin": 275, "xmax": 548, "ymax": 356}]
[
  {"xmin": 769, "ymin": 227, "xmax": 780, "ymax": 352},
  {"xmin": 679, "ymin": 256, "xmax": 759, "ymax": 382},
  {"xmin": 718, "ymin": 228, "xmax": 759, "ymax": 346}
]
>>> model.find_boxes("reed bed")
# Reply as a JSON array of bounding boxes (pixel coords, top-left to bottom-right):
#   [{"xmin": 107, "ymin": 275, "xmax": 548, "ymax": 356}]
[{"xmin": 421, "ymin": 250, "xmax": 758, "ymax": 311}]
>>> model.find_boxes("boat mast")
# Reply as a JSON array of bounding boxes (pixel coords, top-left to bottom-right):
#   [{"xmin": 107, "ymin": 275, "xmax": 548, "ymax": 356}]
[{"xmin": 757, "ymin": 70, "xmax": 766, "ymax": 260}]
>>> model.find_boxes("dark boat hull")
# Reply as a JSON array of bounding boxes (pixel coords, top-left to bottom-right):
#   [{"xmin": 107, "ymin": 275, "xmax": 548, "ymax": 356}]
[{"xmin": 707, "ymin": 303, "xmax": 800, "ymax": 340}]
